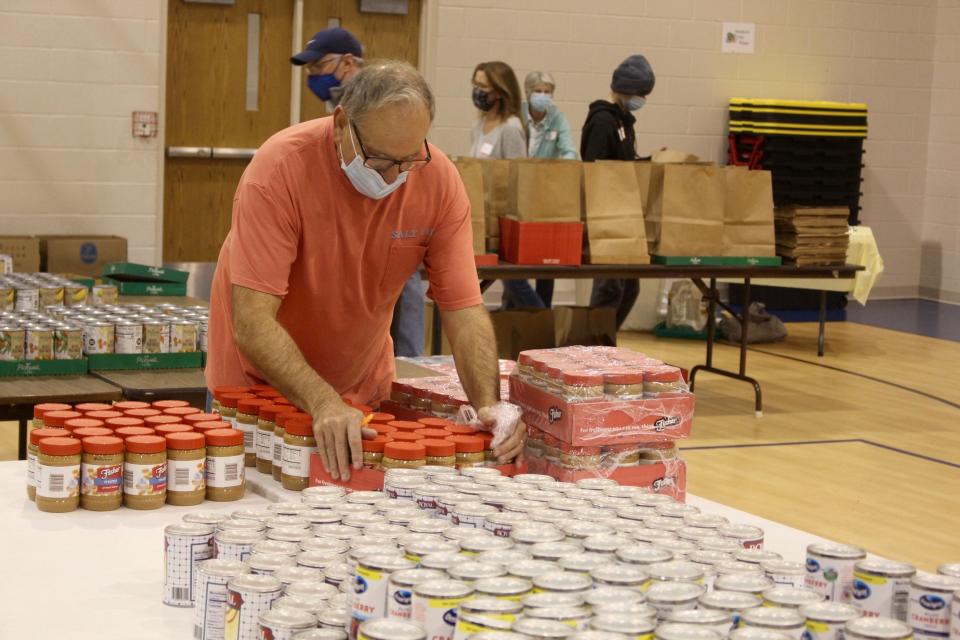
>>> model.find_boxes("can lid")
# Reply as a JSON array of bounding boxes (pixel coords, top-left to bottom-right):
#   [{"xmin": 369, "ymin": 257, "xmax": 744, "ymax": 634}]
[
  {"xmin": 71, "ymin": 426, "xmax": 113, "ymax": 439},
  {"xmin": 284, "ymin": 416, "xmax": 315, "ymax": 437},
  {"xmin": 384, "ymin": 441, "xmax": 426, "ymax": 461},
  {"xmin": 417, "ymin": 417, "xmax": 454, "ymax": 429},
  {"xmin": 124, "ymin": 407, "xmax": 162, "ymax": 419},
  {"xmin": 205, "ymin": 428, "xmax": 244, "ymax": 447},
  {"xmin": 163, "ymin": 406, "xmax": 201, "ymax": 418},
  {"xmin": 165, "ymin": 431, "xmax": 205, "ymax": 450},
  {"xmin": 33, "ymin": 403, "xmax": 72, "ymax": 419},
  {"xmin": 81, "ymin": 435, "xmax": 124, "ymax": 455},
  {"xmin": 213, "ymin": 386, "xmax": 250, "ymax": 402},
  {"xmin": 416, "ymin": 428, "xmax": 451, "ymax": 439},
  {"xmin": 362, "ymin": 435, "xmax": 391, "ymax": 453},
  {"xmin": 259, "ymin": 404, "xmax": 289, "ymax": 422},
  {"xmin": 369, "ymin": 412, "xmax": 396, "ymax": 424},
  {"xmin": 29, "ymin": 427, "xmax": 70, "ymax": 445},
  {"xmin": 447, "ymin": 435, "xmax": 484, "ymax": 453},
  {"xmin": 220, "ymin": 392, "xmax": 256, "ymax": 409},
  {"xmin": 105, "ymin": 416, "xmax": 145, "ymax": 430},
  {"xmin": 446, "ymin": 424, "xmax": 478, "ymax": 436},
  {"xmin": 391, "ymin": 432, "xmax": 425, "ymax": 443},
  {"xmin": 144, "ymin": 414, "xmax": 183, "ymax": 427},
  {"xmin": 192, "ymin": 420, "xmax": 232, "ymax": 433},
  {"xmin": 125, "ymin": 434, "xmax": 166, "ymax": 454},
  {"xmin": 151, "ymin": 399, "xmax": 190, "ymax": 410},
  {"xmin": 38, "ymin": 436, "xmax": 81, "ymax": 456},
  {"xmin": 83, "ymin": 410, "xmax": 124, "ymax": 421},
  {"xmin": 155, "ymin": 423, "xmax": 193, "ymax": 436},
  {"xmin": 73, "ymin": 402, "xmax": 113, "ymax": 414},
  {"xmin": 41, "ymin": 410, "xmax": 83, "ymax": 428},
  {"xmin": 113, "ymin": 400, "xmax": 151, "ymax": 411},
  {"xmin": 277, "ymin": 411, "xmax": 310, "ymax": 428},
  {"xmin": 387, "ymin": 420, "xmax": 424, "ymax": 433},
  {"xmin": 114, "ymin": 426, "xmax": 155, "ymax": 439},
  {"xmin": 421, "ymin": 439, "xmax": 456, "ymax": 457},
  {"xmin": 64, "ymin": 417, "xmax": 105, "ymax": 432}
]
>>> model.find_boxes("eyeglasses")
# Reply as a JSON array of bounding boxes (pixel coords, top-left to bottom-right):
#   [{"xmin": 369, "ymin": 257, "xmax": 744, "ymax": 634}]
[{"xmin": 351, "ymin": 120, "xmax": 431, "ymax": 173}]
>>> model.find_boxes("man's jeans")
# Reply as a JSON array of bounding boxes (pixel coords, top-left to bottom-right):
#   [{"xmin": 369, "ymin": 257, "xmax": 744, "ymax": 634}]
[{"xmin": 391, "ymin": 272, "xmax": 426, "ymax": 357}]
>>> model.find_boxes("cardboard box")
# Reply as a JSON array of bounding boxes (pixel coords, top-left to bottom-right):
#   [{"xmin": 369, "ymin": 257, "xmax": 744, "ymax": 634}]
[
  {"xmin": 39, "ymin": 236, "xmax": 127, "ymax": 277},
  {"xmin": 474, "ymin": 253, "xmax": 499, "ymax": 267},
  {"xmin": 499, "ymin": 217, "xmax": 583, "ymax": 266},
  {"xmin": 310, "ymin": 454, "xmax": 523, "ymax": 491},
  {"xmin": 553, "ymin": 306, "xmax": 617, "ymax": 348},
  {"xmin": 102, "ymin": 262, "xmax": 189, "ymax": 283},
  {"xmin": 509, "ymin": 374, "xmax": 694, "ymax": 446},
  {"xmin": 0, "ymin": 359, "xmax": 88, "ymax": 377},
  {"xmin": 489, "ymin": 309, "xmax": 556, "ymax": 361},
  {"xmin": 525, "ymin": 454, "xmax": 686, "ymax": 500},
  {"xmin": 0, "ymin": 236, "xmax": 41, "ymax": 273},
  {"xmin": 102, "ymin": 277, "xmax": 187, "ymax": 297},
  {"xmin": 87, "ymin": 352, "xmax": 202, "ymax": 371}
]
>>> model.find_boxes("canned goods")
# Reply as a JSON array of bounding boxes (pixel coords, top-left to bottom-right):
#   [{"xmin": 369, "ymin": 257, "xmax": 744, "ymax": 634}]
[
  {"xmin": 387, "ymin": 568, "xmax": 446, "ymax": 620},
  {"xmin": 531, "ymin": 570, "xmax": 593, "ymax": 595},
  {"xmin": 524, "ymin": 605, "xmax": 592, "ymax": 630},
  {"xmin": 225, "ymin": 574, "xmax": 284, "ymax": 640},
  {"xmin": 0, "ymin": 326, "xmax": 25, "ymax": 360},
  {"xmin": 806, "ymin": 543, "xmax": 867, "ymax": 602},
  {"xmin": 83, "ymin": 320, "xmax": 114, "ymax": 354},
  {"xmin": 14, "ymin": 286, "xmax": 39, "ymax": 311},
  {"xmin": 92, "ymin": 284, "xmax": 118, "ymax": 306},
  {"xmin": 258, "ymin": 608, "xmax": 317, "ymax": 640},
  {"xmin": 845, "ymin": 617, "xmax": 914, "ymax": 640},
  {"xmin": 591, "ymin": 562, "xmax": 651, "ymax": 590},
  {"xmin": 143, "ymin": 319, "xmax": 170, "ymax": 353},
  {"xmin": 38, "ymin": 285, "xmax": 64, "ymax": 308},
  {"xmin": 115, "ymin": 321, "xmax": 143, "ymax": 354},
  {"xmin": 194, "ymin": 559, "xmax": 250, "ymax": 640},
  {"xmin": 64, "ymin": 284, "xmax": 88, "ymax": 306},
  {"xmin": 25, "ymin": 325, "xmax": 54, "ymax": 360},
  {"xmin": 950, "ymin": 590, "xmax": 959, "ymax": 640},
  {"xmin": 741, "ymin": 606, "xmax": 807, "ymax": 640},
  {"xmin": 764, "ymin": 560, "xmax": 808, "ymax": 589},
  {"xmin": 908, "ymin": 573, "xmax": 960, "ymax": 638},
  {"xmin": 411, "ymin": 579, "xmax": 474, "ymax": 640},
  {"xmin": 357, "ymin": 618, "xmax": 425, "ymax": 640},
  {"xmin": 0, "ymin": 286, "xmax": 13, "ymax": 310},
  {"xmin": 53, "ymin": 325, "xmax": 83, "ymax": 359},
  {"xmin": 214, "ymin": 529, "xmax": 264, "ymax": 562},
  {"xmin": 170, "ymin": 319, "xmax": 198, "ymax": 352},
  {"xmin": 352, "ymin": 554, "xmax": 416, "ymax": 633},
  {"xmin": 249, "ymin": 552, "xmax": 296, "ymax": 576},
  {"xmin": 589, "ymin": 613, "xmax": 657, "ymax": 638},
  {"xmin": 483, "ymin": 511, "xmax": 527, "ymax": 537},
  {"xmin": 472, "ymin": 576, "xmax": 532, "ymax": 601},
  {"xmin": 720, "ymin": 524, "xmax": 765, "ymax": 549},
  {"xmin": 800, "ymin": 601, "xmax": 861, "ymax": 640},
  {"xmin": 668, "ymin": 609, "xmax": 735, "ymax": 636},
  {"xmin": 939, "ymin": 566, "xmax": 960, "ymax": 579},
  {"xmin": 163, "ymin": 523, "xmax": 215, "ymax": 607},
  {"xmin": 764, "ymin": 587, "xmax": 825, "ymax": 609},
  {"xmin": 647, "ymin": 581, "xmax": 707, "ymax": 620},
  {"xmin": 853, "ymin": 560, "xmax": 916, "ymax": 620}
]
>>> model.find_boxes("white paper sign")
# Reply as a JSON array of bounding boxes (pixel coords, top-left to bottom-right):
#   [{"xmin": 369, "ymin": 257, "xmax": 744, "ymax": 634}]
[{"xmin": 722, "ymin": 22, "xmax": 755, "ymax": 54}]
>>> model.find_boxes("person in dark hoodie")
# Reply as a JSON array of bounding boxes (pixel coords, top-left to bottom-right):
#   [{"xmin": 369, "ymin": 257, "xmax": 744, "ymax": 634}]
[{"xmin": 581, "ymin": 55, "xmax": 655, "ymax": 330}]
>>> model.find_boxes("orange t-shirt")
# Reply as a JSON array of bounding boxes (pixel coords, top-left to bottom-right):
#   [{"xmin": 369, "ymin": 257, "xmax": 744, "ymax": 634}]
[{"xmin": 205, "ymin": 117, "xmax": 482, "ymax": 404}]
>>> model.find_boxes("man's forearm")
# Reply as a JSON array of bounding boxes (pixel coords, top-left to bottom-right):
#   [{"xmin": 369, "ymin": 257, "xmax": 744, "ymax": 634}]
[{"xmin": 443, "ymin": 305, "xmax": 500, "ymax": 410}]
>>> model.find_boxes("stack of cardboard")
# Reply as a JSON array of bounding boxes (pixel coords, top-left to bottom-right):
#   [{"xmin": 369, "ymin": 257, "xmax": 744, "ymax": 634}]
[{"xmin": 775, "ymin": 206, "xmax": 849, "ymax": 266}]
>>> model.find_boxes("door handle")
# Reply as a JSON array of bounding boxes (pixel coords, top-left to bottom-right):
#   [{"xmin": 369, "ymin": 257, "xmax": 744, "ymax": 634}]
[
  {"xmin": 167, "ymin": 146, "xmax": 213, "ymax": 158},
  {"xmin": 212, "ymin": 147, "xmax": 257, "ymax": 159}
]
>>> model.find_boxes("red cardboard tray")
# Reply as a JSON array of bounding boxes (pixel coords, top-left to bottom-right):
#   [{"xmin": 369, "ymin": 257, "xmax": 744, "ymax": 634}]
[
  {"xmin": 499, "ymin": 217, "xmax": 583, "ymax": 266},
  {"xmin": 309, "ymin": 454, "xmax": 525, "ymax": 491},
  {"xmin": 525, "ymin": 455, "xmax": 686, "ymax": 501}
]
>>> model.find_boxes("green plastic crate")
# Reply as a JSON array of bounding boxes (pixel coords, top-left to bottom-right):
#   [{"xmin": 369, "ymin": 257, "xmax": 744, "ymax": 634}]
[
  {"xmin": 0, "ymin": 359, "xmax": 88, "ymax": 377},
  {"xmin": 102, "ymin": 277, "xmax": 187, "ymax": 297},
  {"xmin": 87, "ymin": 352, "xmax": 201, "ymax": 371}
]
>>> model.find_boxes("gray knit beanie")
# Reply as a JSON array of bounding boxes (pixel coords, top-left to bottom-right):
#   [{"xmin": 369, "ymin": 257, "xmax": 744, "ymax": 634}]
[{"xmin": 611, "ymin": 54, "xmax": 655, "ymax": 96}]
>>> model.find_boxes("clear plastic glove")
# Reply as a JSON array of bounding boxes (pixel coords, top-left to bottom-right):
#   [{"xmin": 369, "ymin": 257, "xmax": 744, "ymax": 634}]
[{"xmin": 458, "ymin": 402, "xmax": 526, "ymax": 464}]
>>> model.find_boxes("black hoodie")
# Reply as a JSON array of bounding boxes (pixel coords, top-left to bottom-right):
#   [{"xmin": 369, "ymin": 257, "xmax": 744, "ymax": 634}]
[{"xmin": 580, "ymin": 99, "xmax": 638, "ymax": 162}]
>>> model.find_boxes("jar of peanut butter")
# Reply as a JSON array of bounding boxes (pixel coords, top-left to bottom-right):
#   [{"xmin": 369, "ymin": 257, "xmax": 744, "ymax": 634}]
[
  {"xmin": 236, "ymin": 397, "xmax": 272, "ymax": 467},
  {"xmin": 362, "ymin": 435, "xmax": 390, "ymax": 470},
  {"xmin": 211, "ymin": 386, "xmax": 249, "ymax": 414},
  {"xmin": 421, "ymin": 439, "xmax": 456, "ymax": 467},
  {"xmin": 26, "ymin": 427, "xmax": 70, "ymax": 501},
  {"xmin": 114, "ymin": 425, "xmax": 155, "ymax": 440},
  {"xmin": 273, "ymin": 411, "xmax": 306, "ymax": 482},
  {"xmin": 382, "ymin": 442, "xmax": 426, "ymax": 470},
  {"xmin": 114, "ymin": 400, "xmax": 150, "ymax": 412},
  {"xmin": 218, "ymin": 391, "xmax": 255, "ymax": 426},
  {"xmin": 65, "ymin": 417, "xmax": 107, "ymax": 437},
  {"xmin": 155, "ymin": 423, "xmax": 193, "ymax": 438},
  {"xmin": 166, "ymin": 431, "xmax": 206, "ymax": 506},
  {"xmin": 32, "ymin": 403, "xmax": 72, "ymax": 430},
  {"xmin": 152, "ymin": 399, "xmax": 190, "ymax": 410},
  {"xmin": 145, "ymin": 414, "xmax": 184, "ymax": 430},
  {"xmin": 256, "ymin": 404, "xmax": 286, "ymax": 475},
  {"xmin": 163, "ymin": 406, "xmax": 201, "ymax": 420},
  {"xmin": 205, "ymin": 428, "xmax": 245, "ymax": 502},
  {"xmin": 282, "ymin": 416, "xmax": 317, "ymax": 491},
  {"xmin": 123, "ymin": 434, "xmax": 167, "ymax": 510},
  {"xmin": 80, "ymin": 435, "xmax": 124, "ymax": 511},
  {"xmin": 41, "ymin": 409, "xmax": 82, "ymax": 431},
  {"xmin": 36, "ymin": 436, "xmax": 82, "ymax": 513},
  {"xmin": 70, "ymin": 425, "xmax": 112, "ymax": 440},
  {"xmin": 447, "ymin": 435, "xmax": 485, "ymax": 469}
]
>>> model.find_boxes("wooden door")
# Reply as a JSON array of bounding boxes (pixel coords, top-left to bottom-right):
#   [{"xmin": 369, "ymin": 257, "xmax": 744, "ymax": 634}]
[
  {"xmin": 299, "ymin": 0, "xmax": 422, "ymax": 123},
  {"xmin": 163, "ymin": 0, "xmax": 293, "ymax": 262}
]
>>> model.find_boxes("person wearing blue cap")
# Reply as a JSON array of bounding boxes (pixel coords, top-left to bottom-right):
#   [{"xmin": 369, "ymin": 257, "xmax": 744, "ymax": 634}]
[
  {"xmin": 581, "ymin": 54, "xmax": 656, "ymax": 330},
  {"xmin": 293, "ymin": 28, "xmax": 426, "ymax": 358}
]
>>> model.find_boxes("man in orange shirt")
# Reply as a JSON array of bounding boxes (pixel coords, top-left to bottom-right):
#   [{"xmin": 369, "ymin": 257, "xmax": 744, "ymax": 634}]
[{"xmin": 206, "ymin": 61, "xmax": 524, "ymax": 480}]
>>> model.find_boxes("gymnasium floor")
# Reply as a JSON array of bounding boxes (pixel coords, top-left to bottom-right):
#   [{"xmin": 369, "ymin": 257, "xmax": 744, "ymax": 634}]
[{"xmin": 3, "ymin": 317, "xmax": 957, "ymax": 570}]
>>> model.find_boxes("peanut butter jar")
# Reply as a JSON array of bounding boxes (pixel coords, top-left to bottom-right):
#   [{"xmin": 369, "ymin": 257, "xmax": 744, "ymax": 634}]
[
  {"xmin": 236, "ymin": 397, "xmax": 273, "ymax": 467},
  {"xmin": 211, "ymin": 386, "xmax": 249, "ymax": 414},
  {"xmin": 421, "ymin": 439, "xmax": 456, "ymax": 467},
  {"xmin": 256, "ymin": 404, "xmax": 287, "ymax": 475},
  {"xmin": 27, "ymin": 427, "xmax": 70, "ymax": 501},
  {"xmin": 282, "ymin": 416, "xmax": 317, "ymax": 492},
  {"xmin": 123, "ymin": 435, "xmax": 167, "ymax": 510},
  {"xmin": 273, "ymin": 411, "xmax": 307, "ymax": 482},
  {"xmin": 36, "ymin": 436, "xmax": 82, "ymax": 513},
  {"xmin": 205, "ymin": 428, "xmax": 245, "ymax": 502},
  {"xmin": 80, "ymin": 435, "xmax": 124, "ymax": 511},
  {"xmin": 32, "ymin": 403, "xmax": 72, "ymax": 430},
  {"xmin": 362, "ymin": 435, "xmax": 391, "ymax": 470},
  {"xmin": 447, "ymin": 435, "xmax": 485, "ymax": 469},
  {"xmin": 166, "ymin": 431, "xmax": 206, "ymax": 506}
]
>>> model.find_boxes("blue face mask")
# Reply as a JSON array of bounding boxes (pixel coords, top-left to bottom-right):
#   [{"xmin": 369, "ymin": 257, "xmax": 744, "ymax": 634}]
[
  {"xmin": 625, "ymin": 96, "xmax": 646, "ymax": 112},
  {"xmin": 308, "ymin": 73, "xmax": 341, "ymax": 103},
  {"xmin": 529, "ymin": 92, "xmax": 553, "ymax": 112}
]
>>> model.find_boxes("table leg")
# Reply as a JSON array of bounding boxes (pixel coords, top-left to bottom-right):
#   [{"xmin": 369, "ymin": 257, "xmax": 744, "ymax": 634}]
[
  {"xmin": 431, "ymin": 300, "xmax": 442, "ymax": 356},
  {"xmin": 689, "ymin": 278, "xmax": 717, "ymax": 393},
  {"xmin": 818, "ymin": 290, "xmax": 827, "ymax": 358},
  {"xmin": 18, "ymin": 419, "xmax": 27, "ymax": 461}
]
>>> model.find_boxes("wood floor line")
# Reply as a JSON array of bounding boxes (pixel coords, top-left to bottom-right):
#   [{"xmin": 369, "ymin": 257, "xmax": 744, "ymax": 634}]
[
  {"xmin": 744, "ymin": 346, "xmax": 960, "ymax": 411},
  {"xmin": 682, "ymin": 438, "xmax": 960, "ymax": 469}
]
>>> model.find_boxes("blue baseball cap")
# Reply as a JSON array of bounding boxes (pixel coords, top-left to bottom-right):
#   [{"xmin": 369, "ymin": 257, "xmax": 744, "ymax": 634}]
[{"xmin": 291, "ymin": 28, "xmax": 363, "ymax": 66}]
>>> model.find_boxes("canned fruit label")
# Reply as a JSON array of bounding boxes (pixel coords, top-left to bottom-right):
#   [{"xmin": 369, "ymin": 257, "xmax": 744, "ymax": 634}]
[
  {"xmin": 81, "ymin": 462, "xmax": 122, "ymax": 495},
  {"xmin": 38, "ymin": 287, "xmax": 64, "ymax": 307},
  {"xmin": 807, "ymin": 556, "xmax": 858, "ymax": 602},
  {"xmin": 168, "ymin": 458, "xmax": 206, "ymax": 493},
  {"xmin": 0, "ymin": 329, "xmax": 25, "ymax": 360},
  {"xmin": 164, "ymin": 532, "xmax": 214, "ymax": 607},
  {"xmin": 909, "ymin": 587, "xmax": 953, "ymax": 636},
  {"xmin": 1, "ymin": 287, "xmax": 14, "ymax": 310},
  {"xmin": 92, "ymin": 285, "xmax": 118, "ymax": 306},
  {"xmin": 387, "ymin": 584, "xmax": 415, "ymax": 620},
  {"xmin": 171, "ymin": 323, "xmax": 198, "ymax": 352},
  {"xmin": 53, "ymin": 329, "xmax": 83, "ymax": 360},
  {"xmin": 83, "ymin": 324, "xmax": 114, "ymax": 354},
  {"xmin": 412, "ymin": 595, "xmax": 472, "ymax": 640},
  {"xmin": 282, "ymin": 443, "xmax": 315, "ymax": 478},
  {"xmin": 26, "ymin": 329, "xmax": 54, "ymax": 360},
  {"xmin": 66, "ymin": 286, "xmax": 87, "ymax": 306},
  {"xmin": 804, "ymin": 619, "xmax": 842, "ymax": 640},
  {"xmin": 143, "ymin": 323, "xmax": 171, "ymax": 354},
  {"xmin": 123, "ymin": 461, "xmax": 167, "ymax": 495},
  {"xmin": 15, "ymin": 288, "xmax": 39, "ymax": 311},
  {"xmin": 207, "ymin": 454, "xmax": 245, "ymax": 488},
  {"xmin": 853, "ymin": 571, "xmax": 910, "ymax": 619},
  {"xmin": 36, "ymin": 463, "xmax": 81, "ymax": 498},
  {"xmin": 353, "ymin": 565, "xmax": 389, "ymax": 623},
  {"xmin": 115, "ymin": 325, "xmax": 143, "ymax": 354}
]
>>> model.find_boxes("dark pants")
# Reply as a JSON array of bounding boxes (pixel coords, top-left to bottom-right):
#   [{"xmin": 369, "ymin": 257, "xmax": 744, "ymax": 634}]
[
  {"xmin": 590, "ymin": 279, "xmax": 640, "ymax": 329},
  {"xmin": 502, "ymin": 279, "xmax": 554, "ymax": 309}
]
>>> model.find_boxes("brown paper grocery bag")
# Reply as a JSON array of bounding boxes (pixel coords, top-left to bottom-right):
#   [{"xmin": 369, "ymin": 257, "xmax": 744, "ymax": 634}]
[
  {"xmin": 646, "ymin": 163, "xmax": 726, "ymax": 256},
  {"xmin": 507, "ymin": 159, "xmax": 582, "ymax": 223},
  {"xmin": 582, "ymin": 161, "xmax": 650, "ymax": 264},
  {"xmin": 452, "ymin": 158, "xmax": 487, "ymax": 255},
  {"xmin": 476, "ymin": 159, "xmax": 510, "ymax": 252},
  {"xmin": 554, "ymin": 306, "xmax": 617, "ymax": 347},
  {"xmin": 722, "ymin": 167, "xmax": 776, "ymax": 257}
]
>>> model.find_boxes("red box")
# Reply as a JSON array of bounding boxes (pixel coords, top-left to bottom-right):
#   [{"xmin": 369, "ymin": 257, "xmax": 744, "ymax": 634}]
[
  {"xmin": 525, "ymin": 454, "xmax": 686, "ymax": 501},
  {"xmin": 474, "ymin": 253, "xmax": 499, "ymax": 267},
  {"xmin": 499, "ymin": 217, "xmax": 583, "ymax": 266},
  {"xmin": 509, "ymin": 375, "xmax": 694, "ymax": 446},
  {"xmin": 309, "ymin": 454, "xmax": 525, "ymax": 491}
]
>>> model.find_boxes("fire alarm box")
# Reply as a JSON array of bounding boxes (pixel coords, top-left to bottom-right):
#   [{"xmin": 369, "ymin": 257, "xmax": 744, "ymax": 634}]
[{"xmin": 132, "ymin": 111, "xmax": 158, "ymax": 138}]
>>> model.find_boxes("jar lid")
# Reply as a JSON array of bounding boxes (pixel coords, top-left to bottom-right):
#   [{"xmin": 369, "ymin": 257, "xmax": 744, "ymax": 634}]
[
  {"xmin": 369, "ymin": 412, "xmax": 396, "ymax": 424},
  {"xmin": 219, "ymin": 392, "xmax": 256, "ymax": 409},
  {"xmin": 205, "ymin": 428, "xmax": 244, "ymax": 447},
  {"xmin": 155, "ymin": 423, "xmax": 193, "ymax": 436},
  {"xmin": 33, "ymin": 402, "xmax": 72, "ymax": 419},
  {"xmin": 277, "ymin": 411, "xmax": 310, "ymax": 428},
  {"xmin": 112, "ymin": 400, "xmax": 150, "ymax": 411},
  {"xmin": 387, "ymin": 420, "xmax": 423, "ymax": 433},
  {"xmin": 125, "ymin": 434, "xmax": 166, "ymax": 454},
  {"xmin": 82, "ymin": 435, "xmax": 124, "ymax": 455},
  {"xmin": 124, "ymin": 407, "xmax": 162, "ymax": 419},
  {"xmin": 165, "ymin": 431, "xmax": 205, "ymax": 450},
  {"xmin": 285, "ymin": 416, "xmax": 315, "ymax": 437},
  {"xmin": 362, "ymin": 435, "xmax": 391, "ymax": 453},
  {"xmin": 184, "ymin": 412, "xmax": 221, "ymax": 424},
  {"xmin": 258, "ymin": 404, "xmax": 289, "ymax": 422},
  {"xmin": 152, "ymin": 399, "xmax": 190, "ymax": 410},
  {"xmin": 29, "ymin": 427, "xmax": 70, "ymax": 445},
  {"xmin": 417, "ymin": 417, "xmax": 454, "ymax": 429},
  {"xmin": 71, "ymin": 426, "xmax": 113, "ymax": 439},
  {"xmin": 391, "ymin": 432, "xmax": 424, "ymax": 443},
  {"xmin": 371, "ymin": 423, "xmax": 398, "ymax": 436},
  {"xmin": 447, "ymin": 434, "xmax": 483, "ymax": 453},
  {"xmin": 645, "ymin": 366, "xmax": 683, "ymax": 383},
  {"xmin": 421, "ymin": 439, "xmax": 455, "ymax": 457},
  {"xmin": 603, "ymin": 369, "xmax": 644, "ymax": 385},
  {"xmin": 163, "ymin": 406, "xmax": 201, "ymax": 418},
  {"xmin": 105, "ymin": 416, "xmax": 145, "ymax": 430},
  {"xmin": 84, "ymin": 410, "xmax": 124, "ymax": 421},
  {"xmin": 446, "ymin": 424, "xmax": 478, "ymax": 435},
  {"xmin": 38, "ymin": 436, "xmax": 81, "ymax": 456},
  {"xmin": 237, "ymin": 398, "xmax": 272, "ymax": 414},
  {"xmin": 74, "ymin": 402, "xmax": 112, "ymax": 414},
  {"xmin": 144, "ymin": 414, "xmax": 183, "ymax": 427},
  {"xmin": 64, "ymin": 417, "xmax": 105, "ymax": 432},
  {"xmin": 561, "ymin": 370, "xmax": 605, "ymax": 386},
  {"xmin": 213, "ymin": 386, "xmax": 250, "ymax": 401},
  {"xmin": 114, "ymin": 426, "xmax": 155, "ymax": 439},
  {"xmin": 41, "ymin": 410, "xmax": 83, "ymax": 427},
  {"xmin": 192, "ymin": 420, "xmax": 232, "ymax": 433},
  {"xmin": 415, "ymin": 428, "xmax": 451, "ymax": 439},
  {"xmin": 249, "ymin": 384, "xmax": 275, "ymax": 394},
  {"xmin": 255, "ymin": 389, "xmax": 283, "ymax": 399},
  {"xmin": 384, "ymin": 441, "xmax": 426, "ymax": 461}
]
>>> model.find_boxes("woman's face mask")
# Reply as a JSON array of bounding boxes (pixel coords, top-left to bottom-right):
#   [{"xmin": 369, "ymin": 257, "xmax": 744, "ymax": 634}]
[{"xmin": 529, "ymin": 92, "xmax": 553, "ymax": 112}]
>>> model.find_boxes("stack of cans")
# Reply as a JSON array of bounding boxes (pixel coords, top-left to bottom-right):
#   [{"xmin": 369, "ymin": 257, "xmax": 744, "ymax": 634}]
[{"xmin": 1, "ymin": 272, "xmax": 90, "ymax": 312}]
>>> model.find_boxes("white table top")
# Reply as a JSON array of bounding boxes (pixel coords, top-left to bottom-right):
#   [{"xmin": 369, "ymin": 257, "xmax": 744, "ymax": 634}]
[{"xmin": 0, "ymin": 461, "xmax": 835, "ymax": 638}]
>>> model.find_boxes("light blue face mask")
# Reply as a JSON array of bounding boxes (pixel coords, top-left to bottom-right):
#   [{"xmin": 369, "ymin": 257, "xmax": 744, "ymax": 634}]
[
  {"xmin": 339, "ymin": 124, "xmax": 407, "ymax": 200},
  {"xmin": 529, "ymin": 92, "xmax": 553, "ymax": 112},
  {"xmin": 626, "ymin": 96, "xmax": 647, "ymax": 112}
]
